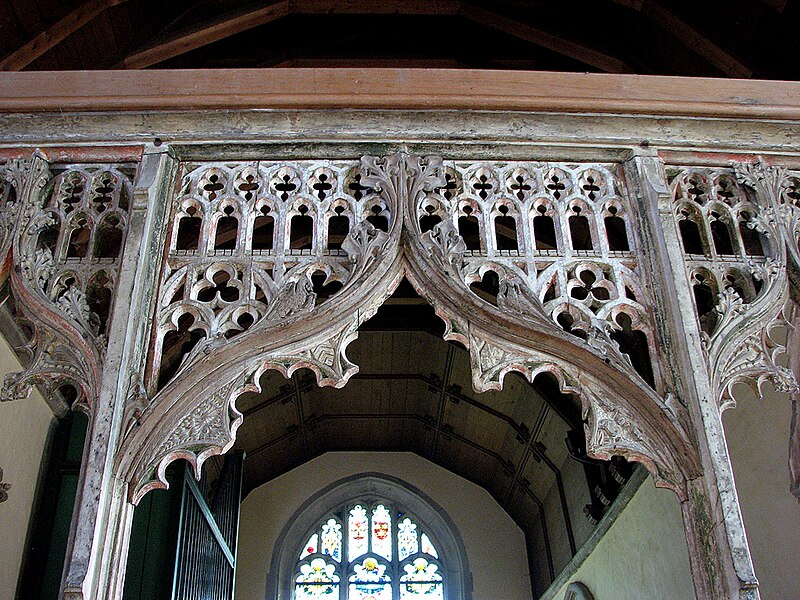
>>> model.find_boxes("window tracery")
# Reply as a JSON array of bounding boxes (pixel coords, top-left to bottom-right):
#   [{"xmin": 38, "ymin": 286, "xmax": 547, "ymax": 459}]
[
  {"xmin": 294, "ymin": 501, "xmax": 446, "ymax": 600},
  {"xmin": 271, "ymin": 475, "xmax": 468, "ymax": 600},
  {"xmin": 293, "ymin": 501, "xmax": 446, "ymax": 600}
]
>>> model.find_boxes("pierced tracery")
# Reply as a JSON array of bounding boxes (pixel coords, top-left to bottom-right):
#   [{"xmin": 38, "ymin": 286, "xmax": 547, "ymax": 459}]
[
  {"xmin": 22, "ymin": 165, "xmax": 132, "ymax": 340},
  {"xmin": 669, "ymin": 164, "xmax": 799, "ymax": 405},
  {"xmin": 426, "ymin": 161, "xmax": 657, "ymax": 388},
  {"xmin": 155, "ymin": 160, "xmax": 387, "ymax": 391}
]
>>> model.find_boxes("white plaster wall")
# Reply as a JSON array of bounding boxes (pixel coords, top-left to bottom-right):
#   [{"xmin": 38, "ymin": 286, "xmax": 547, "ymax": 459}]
[
  {"xmin": 0, "ymin": 335, "xmax": 54, "ymax": 600},
  {"xmin": 723, "ymin": 385, "xmax": 800, "ymax": 600},
  {"xmin": 554, "ymin": 477, "xmax": 695, "ymax": 600},
  {"xmin": 236, "ymin": 451, "xmax": 533, "ymax": 600}
]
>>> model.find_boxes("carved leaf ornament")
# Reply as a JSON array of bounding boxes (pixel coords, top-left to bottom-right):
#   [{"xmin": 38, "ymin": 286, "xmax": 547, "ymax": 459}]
[{"xmin": 109, "ymin": 154, "xmax": 697, "ymax": 501}]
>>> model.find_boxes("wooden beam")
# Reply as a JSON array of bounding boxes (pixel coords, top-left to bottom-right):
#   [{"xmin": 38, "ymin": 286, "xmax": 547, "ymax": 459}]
[
  {"xmin": 2, "ymin": 69, "xmax": 800, "ymax": 120},
  {"xmin": 120, "ymin": 0, "xmax": 460, "ymax": 69},
  {"xmin": 460, "ymin": 3, "xmax": 631, "ymax": 74},
  {"xmin": 119, "ymin": 1, "xmax": 291, "ymax": 69},
  {"xmin": 0, "ymin": 0, "xmax": 129, "ymax": 71},
  {"xmin": 268, "ymin": 58, "xmax": 468, "ymax": 68},
  {"xmin": 611, "ymin": 0, "xmax": 752, "ymax": 78}
]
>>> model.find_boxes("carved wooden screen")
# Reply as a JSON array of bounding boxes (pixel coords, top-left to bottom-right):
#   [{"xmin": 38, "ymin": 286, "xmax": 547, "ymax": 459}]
[{"xmin": 172, "ymin": 453, "xmax": 244, "ymax": 600}]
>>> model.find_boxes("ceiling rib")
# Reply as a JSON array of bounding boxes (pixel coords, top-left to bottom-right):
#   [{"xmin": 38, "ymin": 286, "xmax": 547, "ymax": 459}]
[
  {"xmin": 0, "ymin": 0, "xmax": 129, "ymax": 71},
  {"xmin": 611, "ymin": 0, "xmax": 752, "ymax": 78},
  {"xmin": 118, "ymin": 0, "xmax": 630, "ymax": 72}
]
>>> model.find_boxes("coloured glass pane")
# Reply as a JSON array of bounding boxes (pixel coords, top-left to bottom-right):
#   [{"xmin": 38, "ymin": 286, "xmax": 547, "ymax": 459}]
[
  {"xmin": 371, "ymin": 504, "xmax": 392, "ymax": 560},
  {"xmin": 398, "ymin": 517, "xmax": 418, "ymax": 561},
  {"xmin": 300, "ymin": 533, "xmax": 318, "ymax": 559},
  {"xmin": 321, "ymin": 518, "xmax": 342, "ymax": 562},
  {"xmin": 348, "ymin": 557, "xmax": 391, "ymax": 600},
  {"xmin": 295, "ymin": 557, "xmax": 340, "ymax": 599},
  {"xmin": 399, "ymin": 558, "xmax": 443, "ymax": 599},
  {"xmin": 348, "ymin": 505, "xmax": 369, "ymax": 561},
  {"xmin": 420, "ymin": 533, "xmax": 438, "ymax": 559}
]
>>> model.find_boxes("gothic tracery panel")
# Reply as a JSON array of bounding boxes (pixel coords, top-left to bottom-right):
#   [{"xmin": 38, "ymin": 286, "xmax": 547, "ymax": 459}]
[
  {"xmin": 22, "ymin": 164, "xmax": 133, "ymax": 341},
  {"xmin": 668, "ymin": 164, "xmax": 797, "ymax": 404},
  {"xmin": 427, "ymin": 161, "xmax": 659, "ymax": 389},
  {"xmin": 154, "ymin": 160, "xmax": 389, "ymax": 390},
  {"xmin": 1, "ymin": 156, "xmax": 134, "ymax": 407}
]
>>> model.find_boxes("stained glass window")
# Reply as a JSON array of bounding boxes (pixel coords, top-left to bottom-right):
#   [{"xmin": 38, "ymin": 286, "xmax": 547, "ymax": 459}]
[{"xmin": 293, "ymin": 501, "xmax": 444, "ymax": 600}]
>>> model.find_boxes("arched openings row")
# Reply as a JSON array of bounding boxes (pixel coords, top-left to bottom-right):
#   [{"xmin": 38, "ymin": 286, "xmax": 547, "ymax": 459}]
[
  {"xmin": 171, "ymin": 164, "xmax": 389, "ymax": 256},
  {"xmin": 670, "ymin": 169, "xmax": 767, "ymax": 259},
  {"xmin": 418, "ymin": 165, "xmax": 633, "ymax": 256},
  {"xmin": 36, "ymin": 168, "xmax": 130, "ymax": 261}
]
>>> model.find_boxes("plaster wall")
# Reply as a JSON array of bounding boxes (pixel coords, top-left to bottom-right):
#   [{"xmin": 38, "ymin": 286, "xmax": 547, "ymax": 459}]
[
  {"xmin": 554, "ymin": 477, "xmax": 695, "ymax": 600},
  {"xmin": 723, "ymin": 385, "xmax": 800, "ymax": 600},
  {"xmin": 0, "ymin": 336, "xmax": 54, "ymax": 600},
  {"xmin": 236, "ymin": 451, "xmax": 533, "ymax": 600}
]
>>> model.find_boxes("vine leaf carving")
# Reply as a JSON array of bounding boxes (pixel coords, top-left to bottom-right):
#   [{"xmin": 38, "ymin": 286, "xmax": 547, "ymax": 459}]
[
  {"xmin": 133, "ymin": 377, "xmax": 244, "ymax": 502},
  {"xmin": 581, "ymin": 386, "xmax": 687, "ymax": 493},
  {"xmin": 419, "ymin": 220, "xmax": 466, "ymax": 275},
  {"xmin": 341, "ymin": 220, "xmax": 390, "ymax": 276}
]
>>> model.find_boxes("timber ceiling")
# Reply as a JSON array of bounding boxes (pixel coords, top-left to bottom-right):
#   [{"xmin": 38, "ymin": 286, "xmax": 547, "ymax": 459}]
[
  {"xmin": 0, "ymin": 0, "xmax": 797, "ymax": 78},
  {"xmin": 227, "ymin": 282, "xmax": 584, "ymax": 533}
]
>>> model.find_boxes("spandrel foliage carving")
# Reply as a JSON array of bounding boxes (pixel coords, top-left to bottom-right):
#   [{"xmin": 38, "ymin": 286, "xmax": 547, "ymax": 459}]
[
  {"xmin": 1, "ymin": 155, "xmax": 134, "ymax": 408},
  {"xmin": 668, "ymin": 165, "xmax": 797, "ymax": 405}
]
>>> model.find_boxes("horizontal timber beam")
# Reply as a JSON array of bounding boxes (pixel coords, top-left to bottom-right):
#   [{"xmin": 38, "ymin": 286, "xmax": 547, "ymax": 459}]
[{"xmin": 1, "ymin": 68, "xmax": 800, "ymax": 119}]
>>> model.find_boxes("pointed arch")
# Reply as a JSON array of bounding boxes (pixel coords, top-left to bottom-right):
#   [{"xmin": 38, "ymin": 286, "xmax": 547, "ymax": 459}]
[{"xmin": 116, "ymin": 153, "xmax": 701, "ymax": 506}]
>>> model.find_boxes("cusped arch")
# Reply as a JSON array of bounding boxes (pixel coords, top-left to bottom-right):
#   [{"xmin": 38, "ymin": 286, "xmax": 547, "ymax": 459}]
[
  {"xmin": 267, "ymin": 473, "xmax": 472, "ymax": 600},
  {"xmin": 117, "ymin": 154, "xmax": 701, "ymax": 506}
]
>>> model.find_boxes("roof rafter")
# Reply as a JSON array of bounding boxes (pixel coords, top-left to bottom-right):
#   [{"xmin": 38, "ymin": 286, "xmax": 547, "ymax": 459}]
[
  {"xmin": 611, "ymin": 0, "xmax": 752, "ymax": 78},
  {"xmin": 459, "ymin": 2, "xmax": 632, "ymax": 74},
  {"xmin": 0, "ymin": 0, "xmax": 130, "ymax": 71},
  {"xmin": 119, "ymin": 0, "xmax": 631, "ymax": 72},
  {"xmin": 119, "ymin": 0, "xmax": 458, "ymax": 69}
]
